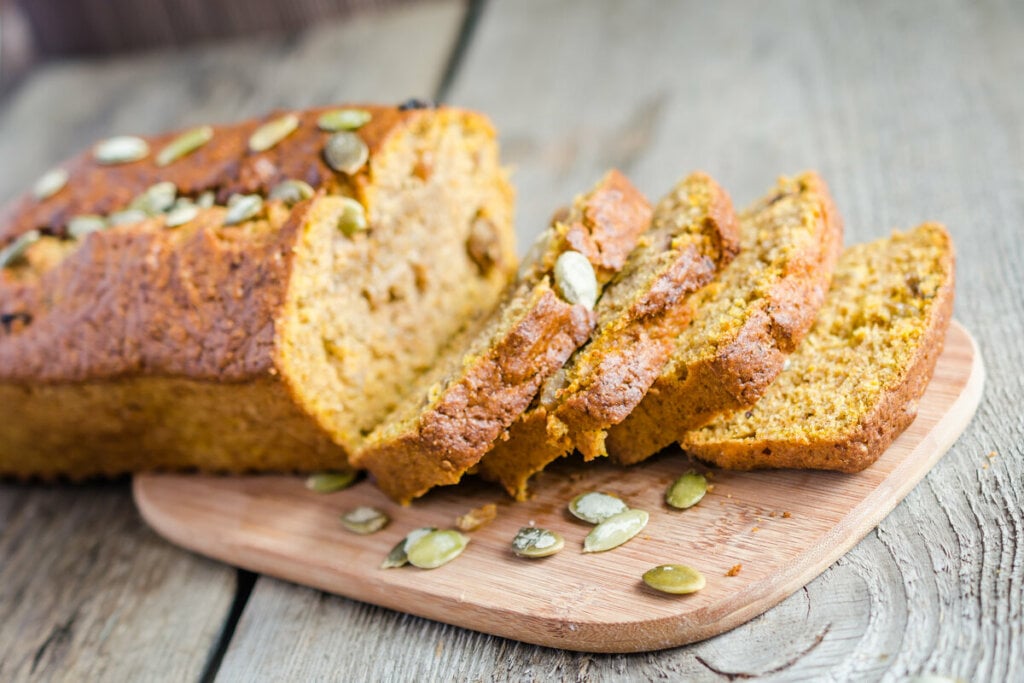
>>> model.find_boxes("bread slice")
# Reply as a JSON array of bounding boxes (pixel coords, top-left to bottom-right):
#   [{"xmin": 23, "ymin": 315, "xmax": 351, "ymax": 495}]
[
  {"xmin": 605, "ymin": 171, "xmax": 844, "ymax": 465},
  {"xmin": 353, "ymin": 170, "xmax": 652, "ymax": 504},
  {"xmin": 478, "ymin": 172, "xmax": 740, "ymax": 499},
  {"xmin": 684, "ymin": 223, "xmax": 955, "ymax": 471}
]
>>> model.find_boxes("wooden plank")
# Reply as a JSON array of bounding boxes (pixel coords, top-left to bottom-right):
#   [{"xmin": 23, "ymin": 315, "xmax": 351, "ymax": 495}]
[
  {"xmin": 0, "ymin": 1, "xmax": 466, "ymax": 679},
  {"xmin": 216, "ymin": 0, "xmax": 1024, "ymax": 678}
]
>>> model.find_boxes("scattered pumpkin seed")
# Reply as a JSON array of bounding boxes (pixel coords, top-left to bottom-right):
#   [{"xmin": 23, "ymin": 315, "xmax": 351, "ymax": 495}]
[
  {"xmin": 304, "ymin": 470, "xmax": 358, "ymax": 493},
  {"xmin": 249, "ymin": 113, "xmax": 299, "ymax": 152},
  {"xmin": 337, "ymin": 197, "xmax": 368, "ymax": 236},
  {"xmin": 665, "ymin": 471, "xmax": 708, "ymax": 510},
  {"xmin": 318, "ymin": 108, "xmax": 372, "ymax": 132},
  {"xmin": 131, "ymin": 181, "xmax": 178, "ymax": 215},
  {"xmin": 456, "ymin": 503, "xmax": 498, "ymax": 532},
  {"xmin": 642, "ymin": 564, "xmax": 706, "ymax": 594},
  {"xmin": 406, "ymin": 529, "xmax": 469, "ymax": 569},
  {"xmin": 569, "ymin": 491, "xmax": 629, "ymax": 524},
  {"xmin": 0, "ymin": 229, "xmax": 41, "ymax": 268},
  {"xmin": 224, "ymin": 194, "xmax": 263, "ymax": 225},
  {"xmin": 511, "ymin": 527, "xmax": 564, "ymax": 558},
  {"xmin": 67, "ymin": 215, "xmax": 108, "ymax": 239},
  {"xmin": 93, "ymin": 135, "xmax": 150, "ymax": 164},
  {"xmin": 269, "ymin": 179, "xmax": 315, "ymax": 206},
  {"xmin": 323, "ymin": 131, "xmax": 369, "ymax": 174},
  {"xmin": 196, "ymin": 191, "xmax": 216, "ymax": 209},
  {"xmin": 107, "ymin": 209, "xmax": 149, "ymax": 226},
  {"xmin": 32, "ymin": 168, "xmax": 68, "ymax": 200},
  {"xmin": 340, "ymin": 506, "xmax": 390, "ymax": 535},
  {"xmin": 381, "ymin": 527, "xmax": 436, "ymax": 569},
  {"xmin": 165, "ymin": 203, "xmax": 200, "ymax": 228},
  {"xmin": 553, "ymin": 250, "xmax": 598, "ymax": 310},
  {"xmin": 583, "ymin": 509, "xmax": 649, "ymax": 553},
  {"xmin": 156, "ymin": 125, "xmax": 214, "ymax": 166}
]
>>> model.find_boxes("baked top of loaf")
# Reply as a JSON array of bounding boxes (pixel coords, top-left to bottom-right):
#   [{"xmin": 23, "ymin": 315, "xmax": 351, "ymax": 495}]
[
  {"xmin": 683, "ymin": 223, "xmax": 955, "ymax": 472},
  {"xmin": 478, "ymin": 171, "xmax": 739, "ymax": 500},
  {"xmin": 605, "ymin": 171, "xmax": 844, "ymax": 465},
  {"xmin": 353, "ymin": 170, "xmax": 652, "ymax": 504}
]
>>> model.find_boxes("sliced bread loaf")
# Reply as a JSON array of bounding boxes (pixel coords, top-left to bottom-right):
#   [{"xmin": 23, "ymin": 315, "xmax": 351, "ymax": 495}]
[
  {"xmin": 683, "ymin": 223, "xmax": 955, "ymax": 471},
  {"xmin": 478, "ymin": 172, "xmax": 739, "ymax": 499},
  {"xmin": 605, "ymin": 171, "xmax": 844, "ymax": 465},
  {"xmin": 353, "ymin": 170, "xmax": 652, "ymax": 504}
]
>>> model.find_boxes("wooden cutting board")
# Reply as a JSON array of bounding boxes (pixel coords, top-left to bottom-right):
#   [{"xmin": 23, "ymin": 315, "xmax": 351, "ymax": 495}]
[{"xmin": 134, "ymin": 321, "xmax": 983, "ymax": 653}]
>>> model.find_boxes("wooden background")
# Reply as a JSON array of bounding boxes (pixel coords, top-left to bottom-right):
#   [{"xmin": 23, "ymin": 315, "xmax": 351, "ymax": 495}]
[{"xmin": 0, "ymin": 0, "xmax": 1021, "ymax": 680}]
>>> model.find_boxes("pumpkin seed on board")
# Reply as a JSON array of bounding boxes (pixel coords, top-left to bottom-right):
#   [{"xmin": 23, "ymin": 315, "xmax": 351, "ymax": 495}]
[
  {"xmin": 249, "ymin": 113, "xmax": 300, "ymax": 153},
  {"xmin": 642, "ymin": 564, "xmax": 706, "ymax": 594},
  {"xmin": 0, "ymin": 229, "xmax": 41, "ymax": 268},
  {"xmin": 381, "ymin": 527, "xmax": 436, "ymax": 569},
  {"xmin": 156, "ymin": 125, "xmax": 214, "ymax": 166},
  {"xmin": 67, "ymin": 215, "xmax": 107, "ymax": 239},
  {"xmin": 107, "ymin": 209, "xmax": 149, "ymax": 226},
  {"xmin": 337, "ymin": 197, "xmax": 368, "ymax": 236},
  {"xmin": 340, "ymin": 506, "xmax": 390, "ymax": 535},
  {"xmin": 223, "ymin": 194, "xmax": 263, "ymax": 225},
  {"xmin": 553, "ymin": 250, "xmax": 598, "ymax": 310},
  {"xmin": 32, "ymin": 168, "xmax": 68, "ymax": 200},
  {"xmin": 93, "ymin": 136, "xmax": 150, "ymax": 165},
  {"xmin": 317, "ymin": 108, "xmax": 372, "ymax": 132},
  {"xmin": 269, "ymin": 179, "xmax": 315, "ymax": 206},
  {"xmin": 304, "ymin": 471, "xmax": 358, "ymax": 493},
  {"xmin": 406, "ymin": 529, "xmax": 469, "ymax": 569},
  {"xmin": 324, "ymin": 132, "xmax": 369, "ymax": 174},
  {"xmin": 665, "ymin": 471, "xmax": 708, "ymax": 510},
  {"xmin": 583, "ymin": 509, "xmax": 649, "ymax": 553},
  {"xmin": 511, "ymin": 527, "xmax": 565, "ymax": 558},
  {"xmin": 569, "ymin": 491, "xmax": 629, "ymax": 524}
]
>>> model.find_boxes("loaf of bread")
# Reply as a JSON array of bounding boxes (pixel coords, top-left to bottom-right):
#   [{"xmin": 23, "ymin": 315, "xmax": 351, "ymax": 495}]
[
  {"xmin": 683, "ymin": 223, "xmax": 955, "ymax": 471},
  {"xmin": 0, "ymin": 103, "xmax": 515, "ymax": 478},
  {"xmin": 353, "ymin": 170, "xmax": 651, "ymax": 504},
  {"xmin": 478, "ymin": 172, "xmax": 739, "ymax": 500},
  {"xmin": 605, "ymin": 172, "xmax": 843, "ymax": 465}
]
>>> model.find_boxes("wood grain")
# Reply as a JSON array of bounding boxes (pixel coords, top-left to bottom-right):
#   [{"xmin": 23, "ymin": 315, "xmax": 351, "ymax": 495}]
[{"xmin": 134, "ymin": 322, "xmax": 982, "ymax": 653}]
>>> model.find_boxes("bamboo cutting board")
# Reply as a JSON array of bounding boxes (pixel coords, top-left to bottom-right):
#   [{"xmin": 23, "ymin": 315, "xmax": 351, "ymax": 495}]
[{"xmin": 134, "ymin": 321, "xmax": 983, "ymax": 653}]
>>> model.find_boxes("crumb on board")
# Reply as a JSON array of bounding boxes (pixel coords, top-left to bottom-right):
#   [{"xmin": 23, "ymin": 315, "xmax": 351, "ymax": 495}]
[
  {"xmin": 726, "ymin": 564, "xmax": 742, "ymax": 577},
  {"xmin": 988, "ymin": 450, "xmax": 998, "ymax": 459},
  {"xmin": 782, "ymin": 511, "xmax": 792, "ymax": 519},
  {"xmin": 769, "ymin": 511, "xmax": 778, "ymax": 517},
  {"xmin": 706, "ymin": 483, "xmax": 716, "ymax": 493},
  {"xmin": 456, "ymin": 503, "xmax": 498, "ymax": 532},
  {"xmin": 751, "ymin": 526, "xmax": 760, "ymax": 533}
]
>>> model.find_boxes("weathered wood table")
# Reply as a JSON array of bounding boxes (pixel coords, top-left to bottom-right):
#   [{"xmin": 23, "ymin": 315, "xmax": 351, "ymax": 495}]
[{"xmin": 1, "ymin": 1, "xmax": 1021, "ymax": 680}]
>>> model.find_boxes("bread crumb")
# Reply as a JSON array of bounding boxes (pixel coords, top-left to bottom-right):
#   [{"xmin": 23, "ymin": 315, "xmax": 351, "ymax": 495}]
[
  {"xmin": 706, "ymin": 483, "xmax": 716, "ymax": 492},
  {"xmin": 988, "ymin": 450, "xmax": 998, "ymax": 459},
  {"xmin": 726, "ymin": 564, "xmax": 742, "ymax": 577},
  {"xmin": 456, "ymin": 503, "xmax": 497, "ymax": 532},
  {"xmin": 769, "ymin": 511, "xmax": 778, "ymax": 518},
  {"xmin": 782, "ymin": 511, "xmax": 792, "ymax": 519},
  {"xmin": 751, "ymin": 526, "xmax": 760, "ymax": 533}
]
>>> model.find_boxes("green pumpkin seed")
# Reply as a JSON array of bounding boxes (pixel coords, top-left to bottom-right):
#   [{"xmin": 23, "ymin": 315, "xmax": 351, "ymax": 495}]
[
  {"xmin": 583, "ymin": 509, "xmax": 648, "ymax": 553},
  {"xmin": 340, "ymin": 506, "xmax": 390, "ymax": 535},
  {"xmin": 249, "ymin": 113, "xmax": 299, "ymax": 153},
  {"xmin": 93, "ymin": 135, "xmax": 150, "ymax": 164},
  {"xmin": 67, "ymin": 215, "xmax": 108, "ymax": 239},
  {"xmin": 130, "ymin": 181, "xmax": 178, "ymax": 215},
  {"xmin": 33, "ymin": 168, "xmax": 68, "ymax": 200},
  {"xmin": 511, "ymin": 527, "xmax": 564, "ymax": 558},
  {"xmin": 304, "ymin": 470, "xmax": 358, "ymax": 493},
  {"xmin": 156, "ymin": 125, "xmax": 214, "ymax": 166},
  {"xmin": 269, "ymin": 179, "xmax": 315, "ymax": 206},
  {"xmin": 318, "ymin": 108, "xmax": 372, "ymax": 132},
  {"xmin": 569, "ymin": 491, "xmax": 629, "ymax": 524},
  {"xmin": 224, "ymin": 194, "xmax": 263, "ymax": 225},
  {"xmin": 406, "ymin": 529, "xmax": 469, "ymax": 569},
  {"xmin": 0, "ymin": 229, "xmax": 41, "ymax": 268},
  {"xmin": 665, "ymin": 471, "xmax": 708, "ymax": 510},
  {"xmin": 553, "ymin": 250, "xmax": 598, "ymax": 310},
  {"xmin": 381, "ymin": 527, "xmax": 436, "ymax": 569},
  {"xmin": 196, "ymin": 191, "xmax": 216, "ymax": 209},
  {"xmin": 642, "ymin": 564, "xmax": 706, "ymax": 594},
  {"xmin": 107, "ymin": 209, "xmax": 149, "ymax": 226},
  {"xmin": 337, "ymin": 197, "xmax": 368, "ymax": 236},
  {"xmin": 324, "ymin": 132, "xmax": 369, "ymax": 174},
  {"xmin": 165, "ymin": 204, "xmax": 200, "ymax": 228}
]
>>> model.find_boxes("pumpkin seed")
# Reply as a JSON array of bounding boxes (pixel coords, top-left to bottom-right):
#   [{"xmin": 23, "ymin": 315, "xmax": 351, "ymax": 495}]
[
  {"xmin": 569, "ymin": 491, "xmax": 629, "ymax": 524},
  {"xmin": 67, "ymin": 215, "xmax": 107, "ymax": 239},
  {"xmin": 323, "ymin": 132, "xmax": 369, "ymax": 174},
  {"xmin": 33, "ymin": 168, "xmax": 68, "ymax": 200},
  {"xmin": 381, "ymin": 527, "xmax": 436, "ymax": 569},
  {"xmin": 165, "ymin": 203, "xmax": 200, "ymax": 228},
  {"xmin": 406, "ymin": 529, "xmax": 469, "ymax": 569},
  {"xmin": 318, "ymin": 108, "xmax": 372, "ymax": 132},
  {"xmin": 249, "ymin": 113, "xmax": 300, "ymax": 153},
  {"xmin": 224, "ymin": 194, "xmax": 263, "ymax": 225},
  {"xmin": 511, "ymin": 527, "xmax": 564, "ymax": 558},
  {"xmin": 0, "ymin": 229, "xmax": 41, "ymax": 268},
  {"xmin": 337, "ymin": 197, "xmax": 368, "ymax": 236},
  {"xmin": 553, "ymin": 250, "xmax": 598, "ymax": 310},
  {"xmin": 131, "ymin": 181, "xmax": 178, "ymax": 215},
  {"xmin": 269, "ymin": 179, "xmax": 315, "ymax": 206},
  {"xmin": 107, "ymin": 209, "xmax": 149, "ymax": 226},
  {"xmin": 340, "ymin": 506, "xmax": 390, "ymax": 535},
  {"xmin": 583, "ymin": 509, "xmax": 648, "ymax": 553},
  {"xmin": 304, "ymin": 470, "xmax": 358, "ymax": 493},
  {"xmin": 665, "ymin": 471, "xmax": 708, "ymax": 510},
  {"xmin": 93, "ymin": 135, "xmax": 149, "ymax": 164},
  {"xmin": 196, "ymin": 191, "xmax": 216, "ymax": 209},
  {"xmin": 156, "ymin": 125, "xmax": 214, "ymax": 166},
  {"xmin": 642, "ymin": 564, "xmax": 706, "ymax": 594}
]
